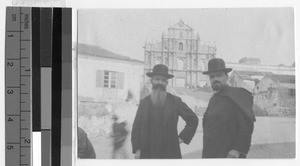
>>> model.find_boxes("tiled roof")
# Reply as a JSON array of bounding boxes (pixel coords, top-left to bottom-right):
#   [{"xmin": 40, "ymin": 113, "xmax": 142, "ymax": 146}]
[
  {"xmin": 231, "ymin": 70, "xmax": 273, "ymax": 76},
  {"xmin": 76, "ymin": 43, "xmax": 144, "ymax": 63},
  {"xmin": 231, "ymin": 70, "xmax": 295, "ymax": 83}
]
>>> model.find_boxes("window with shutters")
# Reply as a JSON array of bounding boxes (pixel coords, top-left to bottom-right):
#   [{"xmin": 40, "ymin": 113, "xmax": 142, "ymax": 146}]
[
  {"xmin": 103, "ymin": 71, "xmax": 117, "ymax": 88},
  {"xmin": 96, "ymin": 70, "xmax": 124, "ymax": 89},
  {"xmin": 104, "ymin": 71, "xmax": 110, "ymax": 87}
]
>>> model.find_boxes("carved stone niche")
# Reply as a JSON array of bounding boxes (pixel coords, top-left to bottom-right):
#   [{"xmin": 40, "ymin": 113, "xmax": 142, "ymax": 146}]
[{"xmin": 177, "ymin": 57, "xmax": 185, "ymax": 70}]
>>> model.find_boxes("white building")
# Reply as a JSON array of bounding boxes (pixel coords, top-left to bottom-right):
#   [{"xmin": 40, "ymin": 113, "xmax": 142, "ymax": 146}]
[
  {"xmin": 75, "ymin": 43, "xmax": 144, "ymax": 138},
  {"xmin": 77, "ymin": 43, "xmax": 144, "ymax": 104},
  {"xmin": 227, "ymin": 58, "xmax": 295, "ymax": 92}
]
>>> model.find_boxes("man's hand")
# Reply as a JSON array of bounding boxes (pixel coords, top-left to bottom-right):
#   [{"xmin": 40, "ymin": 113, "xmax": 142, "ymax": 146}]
[
  {"xmin": 227, "ymin": 150, "xmax": 240, "ymax": 158},
  {"xmin": 134, "ymin": 149, "xmax": 141, "ymax": 159},
  {"xmin": 179, "ymin": 138, "xmax": 184, "ymax": 144}
]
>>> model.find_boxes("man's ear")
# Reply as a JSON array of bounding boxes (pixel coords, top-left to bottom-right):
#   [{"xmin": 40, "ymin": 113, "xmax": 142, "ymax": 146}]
[{"xmin": 225, "ymin": 73, "xmax": 229, "ymax": 82}]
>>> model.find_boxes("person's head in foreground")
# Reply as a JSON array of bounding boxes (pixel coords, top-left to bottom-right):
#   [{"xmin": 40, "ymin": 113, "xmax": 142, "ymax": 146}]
[
  {"xmin": 146, "ymin": 64, "xmax": 174, "ymax": 106},
  {"xmin": 202, "ymin": 58, "xmax": 232, "ymax": 91}
]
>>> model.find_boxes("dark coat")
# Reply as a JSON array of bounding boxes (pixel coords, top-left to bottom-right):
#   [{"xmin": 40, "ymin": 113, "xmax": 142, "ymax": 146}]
[
  {"xmin": 202, "ymin": 86, "xmax": 254, "ymax": 158},
  {"xmin": 112, "ymin": 122, "xmax": 128, "ymax": 149},
  {"xmin": 131, "ymin": 93, "xmax": 199, "ymax": 159},
  {"xmin": 78, "ymin": 127, "xmax": 96, "ymax": 159}
]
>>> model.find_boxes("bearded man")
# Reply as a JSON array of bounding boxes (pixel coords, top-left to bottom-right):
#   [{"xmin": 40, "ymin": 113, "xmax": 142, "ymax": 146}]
[
  {"xmin": 131, "ymin": 64, "xmax": 199, "ymax": 159},
  {"xmin": 202, "ymin": 58, "xmax": 255, "ymax": 158}
]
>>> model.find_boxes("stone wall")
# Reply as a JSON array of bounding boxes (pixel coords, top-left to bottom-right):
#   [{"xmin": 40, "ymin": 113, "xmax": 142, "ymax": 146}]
[{"xmin": 78, "ymin": 97, "xmax": 138, "ymax": 138}]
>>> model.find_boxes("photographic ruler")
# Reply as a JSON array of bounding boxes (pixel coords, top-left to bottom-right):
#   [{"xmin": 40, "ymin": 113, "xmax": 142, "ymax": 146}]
[
  {"xmin": 5, "ymin": 7, "xmax": 72, "ymax": 166},
  {"xmin": 5, "ymin": 7, "xmax": 32, "ymax": 166}
]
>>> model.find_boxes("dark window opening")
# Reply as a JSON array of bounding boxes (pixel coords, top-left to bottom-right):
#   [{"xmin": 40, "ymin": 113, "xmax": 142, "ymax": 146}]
[{"xmin": 179, "ymin": 42, "xmax": 183, "ymax": 51}]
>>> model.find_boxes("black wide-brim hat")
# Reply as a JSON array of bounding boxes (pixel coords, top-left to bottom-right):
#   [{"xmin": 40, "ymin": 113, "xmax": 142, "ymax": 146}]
[
  {"xmin": 146, "ymin": 64, "xmax": 174, "ymax": 79},
  {"xmin": 202, "ymin": 58, "xmax": 233, "ymax": 75}
]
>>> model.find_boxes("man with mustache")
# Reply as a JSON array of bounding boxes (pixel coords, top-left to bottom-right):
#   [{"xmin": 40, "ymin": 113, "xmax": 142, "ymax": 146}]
[
  {"xmin": 202, "ymin": 58, "xmax": 255, "ymax": 158},
  {"xmin": 131, "ymin": 64, "xmax": 199, "ymax": 159}
]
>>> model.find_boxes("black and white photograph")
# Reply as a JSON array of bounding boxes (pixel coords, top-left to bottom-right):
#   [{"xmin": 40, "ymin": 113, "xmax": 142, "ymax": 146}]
[{"xmin": 75, "ymin": 8, "xmax": 295, "ymax": 159}]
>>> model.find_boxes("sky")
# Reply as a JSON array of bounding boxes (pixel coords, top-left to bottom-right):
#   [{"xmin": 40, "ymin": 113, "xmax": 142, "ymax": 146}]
[{"xmin": 78, "ymin": 8, "xmax": 294, "ymax": 66}]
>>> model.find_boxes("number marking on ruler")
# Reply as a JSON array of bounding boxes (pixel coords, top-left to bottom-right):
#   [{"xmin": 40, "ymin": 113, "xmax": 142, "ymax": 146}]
[{"xmin": 5, "ymin": 7, "xmax": 32, "ymax": 166}]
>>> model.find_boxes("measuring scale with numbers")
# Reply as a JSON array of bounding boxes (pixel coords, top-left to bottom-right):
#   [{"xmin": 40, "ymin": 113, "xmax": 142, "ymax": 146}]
[{"xmin": 5, "ymin": 7, "xmax": 32, "ymax": 166}]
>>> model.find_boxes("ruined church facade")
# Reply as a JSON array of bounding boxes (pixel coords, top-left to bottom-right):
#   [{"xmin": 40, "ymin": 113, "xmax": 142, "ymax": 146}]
[{"xmin": 144, "ymin": 20, "xmax": 216, "ymax": 88}]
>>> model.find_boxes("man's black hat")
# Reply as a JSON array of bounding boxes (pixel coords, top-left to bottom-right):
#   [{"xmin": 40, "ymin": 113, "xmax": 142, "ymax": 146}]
[
  {"xmin": 202, "ymin": 58, "xmax": 233, "ymax": 75},
  {"xmin": 146, "ymin": 64, "xmax": 174, "ymax": 79}
]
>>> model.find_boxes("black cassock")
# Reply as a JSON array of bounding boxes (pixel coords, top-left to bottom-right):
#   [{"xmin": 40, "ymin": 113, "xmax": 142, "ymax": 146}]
[
  {"xmin": 202, "ymin": 86, "xmax": 255, "ymax": 158},
  {"xmin": 148, "ymin": 104, "xmax": 167, "ymax": 158},
  {"xmin": 131, "ymin": 93, "xmax": 199, "ymax": 159}
]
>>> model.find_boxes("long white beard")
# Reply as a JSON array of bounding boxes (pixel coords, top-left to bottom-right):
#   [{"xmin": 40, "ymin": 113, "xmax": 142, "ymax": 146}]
[{"xmin": 150, "ymin": 89, "xmax": 167, "ymax": 107}]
